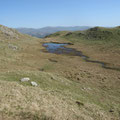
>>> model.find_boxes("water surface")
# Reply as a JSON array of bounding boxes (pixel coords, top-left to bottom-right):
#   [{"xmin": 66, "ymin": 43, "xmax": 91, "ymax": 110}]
[{"xmin": 43, "ymin": 42, "xmax": 120, "ymax": 71}]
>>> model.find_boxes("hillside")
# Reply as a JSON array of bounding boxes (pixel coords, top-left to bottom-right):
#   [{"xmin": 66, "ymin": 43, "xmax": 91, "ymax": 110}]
[
  {"xmin": 16, "ymin": 26, "xmax": 90, "ymax": 38},
  {"xmin": 0, "ymin": 24, "xmax": 21, "ymax": 39},
  {"xmin": 0, "ymin": 25, "xmax": 120, "ymax": 120},
  {"xmin": 46, "ymin": 27, "xmax": 120, "ymax": 46}
]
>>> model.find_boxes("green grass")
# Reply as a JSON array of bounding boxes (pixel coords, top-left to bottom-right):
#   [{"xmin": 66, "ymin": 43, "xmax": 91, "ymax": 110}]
[
  {"xmin": 0, "ymin": 25, "xmax": 120, "ymax": 119},
  {"xmin": 0, "ymin": 70, "xmax": 120, "ymax": 115},
  {"xmin": 46, "ymin": 27, "xmax": 120, "ymax": 48}
]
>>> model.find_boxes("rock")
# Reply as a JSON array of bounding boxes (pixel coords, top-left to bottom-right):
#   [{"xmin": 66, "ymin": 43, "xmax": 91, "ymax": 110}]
[
  {"xmin": 109, "ymin": 109, "xmax": 114, "ymax": 113},
  {"xmin": 51, "ymin": 76, "xmax": 55, "ymax": 80},
  {"xmin": 39, "ymin": 68, "xmax": 44, "ymax": 71},
  {"xmin": 49, "ymin": 59, "xmax": 57, "ymax": 63},
  {"xmin": 0, "ymin": 25, "xmax": 19, "ymax": 39},
  {"xmin": 76, "ymin": 101, "xmax": 84, "ymax": 106},
  {"xmin": 20, "ymin": 77, "xmax": 30, "ymax": 82},
  {"xmin": 77, "ymin": 77, "xmax": 80, "ymax": 81},
  {"xmin": 8, "ymin": 44, "xmax": 18, "ymax": 50},
  {"xmin": 31, "ymin": 81, "xmax": 38, "ymax": 87}
]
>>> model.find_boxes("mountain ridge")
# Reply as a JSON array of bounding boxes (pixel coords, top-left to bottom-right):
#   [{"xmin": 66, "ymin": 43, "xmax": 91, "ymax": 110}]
[
  {"xmin": 46, "ymin": 26, "xmax": 120, "ymax": 41},
  {"xmin": 16, "ymin": 26, "xmax": 91, "ymax": 38}
]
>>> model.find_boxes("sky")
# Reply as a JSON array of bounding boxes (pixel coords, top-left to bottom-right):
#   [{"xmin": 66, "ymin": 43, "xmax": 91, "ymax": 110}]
[{"xmin": 0, "ymin": 0, "xmax": 120, "ymax": 28}]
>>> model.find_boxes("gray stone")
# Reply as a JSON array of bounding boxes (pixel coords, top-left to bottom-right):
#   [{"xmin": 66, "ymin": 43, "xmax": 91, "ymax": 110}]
[
  {"xmin": 8, "ymin": 44, "xmax": 18, "ymax": 50},
  {"xmin": 31, "ymin": 81, "xmax": 38, "ymax": 87},
  {"xmin": 20, "ymin": 77, "xmax": 30, "ymax": 82}
]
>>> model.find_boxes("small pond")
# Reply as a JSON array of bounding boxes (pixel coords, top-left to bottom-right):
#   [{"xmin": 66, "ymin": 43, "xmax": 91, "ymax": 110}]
[{"xmin": 43, "ymin": 42, "xmax": 120, "ymax": 71}]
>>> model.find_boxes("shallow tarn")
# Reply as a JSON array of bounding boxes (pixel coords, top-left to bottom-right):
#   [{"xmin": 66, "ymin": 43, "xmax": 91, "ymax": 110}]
[{"xmin": 43, "ymin": 42, "xmax": 120, "ymax": 71}]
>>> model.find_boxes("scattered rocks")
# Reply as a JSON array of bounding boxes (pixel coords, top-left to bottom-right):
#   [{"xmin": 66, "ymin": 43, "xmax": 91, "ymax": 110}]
[
  {"xmin": 20, "ymin": 78, "xmax": 38, "ymax": 87},
  {"xmin": 31, "ymin": 81, "xmax": 38, "ymax": 87},
  {"xmin": 8, "ymin": 44, "xmax": 18, "ymax": 50},
  {"xmin": 81, "ymin": 87, "xmax": 92, "ymax": 91},
  {"xmin": 20, "ymin": 77, "xmax": 30, "ymax": 82}
]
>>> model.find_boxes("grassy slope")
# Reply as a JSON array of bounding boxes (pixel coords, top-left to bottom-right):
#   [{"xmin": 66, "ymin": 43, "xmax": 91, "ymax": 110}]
[
  {"xmin": 45, "ymin": 27, "xmax": 120, "ymax": 119},
  {"xmin": 0, "ymin": 25, "xmax": 120, "ymax": 120},
  {"xmin": 46, "ymin": 27, "xmax": 120, "ymax": 48}
]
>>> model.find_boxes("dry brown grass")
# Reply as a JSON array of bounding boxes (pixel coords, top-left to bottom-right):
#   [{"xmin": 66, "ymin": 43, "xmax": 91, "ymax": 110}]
[
  {"xmin": 0, "ymin": 79, "xmax": 116, "ymax": 120},
  {"xmin": 0, "ymin": 25, "xmax": 120, "ymax": 119}
]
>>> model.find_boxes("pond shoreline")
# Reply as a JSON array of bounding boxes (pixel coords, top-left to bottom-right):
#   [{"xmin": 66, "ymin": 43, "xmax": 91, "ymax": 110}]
[{"xmin": 42, "ymin": 42, "xmax": 120, "ymax": 71}]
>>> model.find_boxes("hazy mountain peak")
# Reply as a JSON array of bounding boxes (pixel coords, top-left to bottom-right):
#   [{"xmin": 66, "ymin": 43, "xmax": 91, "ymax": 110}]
[{"xmin": 16, "ymin": 26, "xmax": 91, "ymax": 38}]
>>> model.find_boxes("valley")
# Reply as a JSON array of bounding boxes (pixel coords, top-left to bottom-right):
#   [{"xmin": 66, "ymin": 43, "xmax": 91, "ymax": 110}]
[{"xmin": 0, "ymin": 25, "xmax": 120, "ymax": 120}]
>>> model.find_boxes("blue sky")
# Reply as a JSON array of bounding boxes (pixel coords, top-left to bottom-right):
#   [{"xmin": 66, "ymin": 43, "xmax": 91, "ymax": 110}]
[{"xmin": 0, "ymin": 0, "xmax": 120, "ymax": 28}]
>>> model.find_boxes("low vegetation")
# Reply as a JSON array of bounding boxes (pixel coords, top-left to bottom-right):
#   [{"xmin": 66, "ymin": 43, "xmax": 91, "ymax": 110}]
[
  {"xmin": 46, "ymin": 27, "xmax": 120, "ymax": 48},
  {"xmin": 0, "ymin": 25, "xmax": 120, "ymax": 120}
]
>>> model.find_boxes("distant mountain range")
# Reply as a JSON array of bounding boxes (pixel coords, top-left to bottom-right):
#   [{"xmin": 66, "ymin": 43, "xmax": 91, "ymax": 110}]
[{"xmin": 16, "ymin": 26, "xmax": 91, "ymax": 38}]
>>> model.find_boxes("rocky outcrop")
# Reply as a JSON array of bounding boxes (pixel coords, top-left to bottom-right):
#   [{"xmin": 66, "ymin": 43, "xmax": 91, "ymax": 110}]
[{"xmin": 0, "ymin": 25, "xmax": 20, "ymax": 39}]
